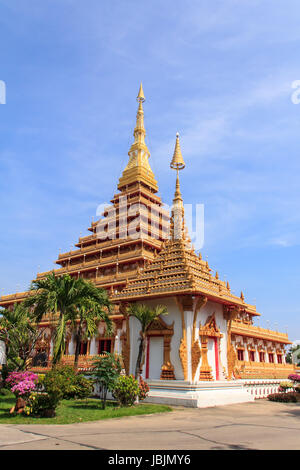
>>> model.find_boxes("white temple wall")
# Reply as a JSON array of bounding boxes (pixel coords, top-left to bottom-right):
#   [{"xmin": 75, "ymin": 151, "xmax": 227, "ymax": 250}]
[
  {"xmin": 129, "ymin": 315, "xmax": 143, "ymax": 376},
  {"xmin": 133, "ymin": 298, "xmax": 185, "ymax": 380},
  {"xmin": 0, "ymin": 340, "xmax": 6, "ymax": 365}
]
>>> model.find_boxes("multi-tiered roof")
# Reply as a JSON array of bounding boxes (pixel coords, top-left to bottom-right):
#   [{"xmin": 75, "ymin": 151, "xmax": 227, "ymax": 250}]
[{"xmin": 0, "ymin": 85, "xmax": 257, "ymax": 319}]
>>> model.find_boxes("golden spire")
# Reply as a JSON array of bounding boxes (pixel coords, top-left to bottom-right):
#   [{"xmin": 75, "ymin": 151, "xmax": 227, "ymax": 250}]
[
  {"xmin": 170, "ymin": 133, "xmax": 186, "ymax": 241},
  {"xmin": 118, "ymin": 83, "xmax": 158, "ymax": 191}
]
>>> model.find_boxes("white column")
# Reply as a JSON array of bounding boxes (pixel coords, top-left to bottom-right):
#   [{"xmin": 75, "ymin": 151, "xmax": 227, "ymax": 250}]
[
  {"xmin": 68, "ymin": 337, "xmax": 75, "ymax": 355},
  {"xmin": 89, "ymin": 338, "xmax": 97, "ymax": 355},
  {"xmin": 114, "ymin": 330, "xmax": 122, "ymax": 355},
  {"xmin": 0, "ymin": 341, "xmax": 6, "ymax": 364},
  {"xmin": 244, "ymin": 346, "xmax": 249, "ymax": 362}
]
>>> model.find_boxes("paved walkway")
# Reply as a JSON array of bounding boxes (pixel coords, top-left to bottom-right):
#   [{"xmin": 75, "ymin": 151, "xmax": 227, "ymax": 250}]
[{"xmin": 0, "ymin": 400, "xmax": 299, "ymax": 450}]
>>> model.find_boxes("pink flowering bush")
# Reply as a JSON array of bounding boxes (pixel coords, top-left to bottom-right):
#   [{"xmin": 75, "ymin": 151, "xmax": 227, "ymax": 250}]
[
  {"xmin": 288, "ymin": 374, "xmax": 300, "ymax": 383},
  {"xmin": 6, "ymin": 371, "xmax": 38, "ymax": 397}
]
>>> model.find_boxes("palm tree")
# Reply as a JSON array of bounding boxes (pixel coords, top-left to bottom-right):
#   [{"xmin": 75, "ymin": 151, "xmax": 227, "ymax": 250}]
[
  {"xmin": 127, "ymin": 303, "xmax": 168, "ymax": 381},
  {"xmin": 0, "ymin": 303, "xmax": 46, "ymax": 371},
  {"xmin": 25, "ymin": 272, "xmax": 112, "ymax": 366},
  {"xmin": 68, "ymin": 287, "xmax": 112, "ymax": 369}
]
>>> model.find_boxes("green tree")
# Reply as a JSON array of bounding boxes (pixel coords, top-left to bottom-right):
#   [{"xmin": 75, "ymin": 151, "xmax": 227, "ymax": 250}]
[
  {"xmin": 127, "ymin": 304, "xmax": 168, "ymax": 381},
  {"xmin": 0, "ymin": 303, "xmax": 46, "ymax": 372},
  {"xmin": 91, "ymin": 353, "xmax": 122, "ymax": 409},
  {"xmin": 24, "ymin": 272, "xmax": 112, "ymax": 366},
  {"xmin": 286, "ymin": 344, "xmax": 300, "ymax": 365}
]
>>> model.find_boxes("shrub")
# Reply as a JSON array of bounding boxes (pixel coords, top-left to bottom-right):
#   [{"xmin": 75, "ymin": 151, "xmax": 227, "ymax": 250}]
[
  {"xmin": 268, "ymin": 392, "xmax": 298, "ymax": 403},
  {"xmin": 0, "ymin": 387, "xmax": 11, "ymax": 396},
  {"xmin": 113, "ymin": 375, "xmax": 139, "ymax": 407},
  {"xmin": 1, "ymin": 364, "xmax": 14, "ymax": 388},
  {"xmin": 278, "ymin": 381, "xmax": 294, "ymax": 392},
  {"xmin": 43, "ymin": 365, "xmax": 93, "ymax": 400},
  {"xmin": 92, "ymin": 353, "xmax": 122, "ymax": 409},
  {"xmin": 71, "ymin": 375, "xmax": 94, "ymax": 400},
  {"xmin": 138, "ymin": 376, "xmax": 149, "ymax": 401},
  {"xmin": 20, "ymin": 366, "xmax": 94, "ymax": 417},
  {"xmin": 25, "ymin": 392, "xmax": 61, "ymax": 417}
]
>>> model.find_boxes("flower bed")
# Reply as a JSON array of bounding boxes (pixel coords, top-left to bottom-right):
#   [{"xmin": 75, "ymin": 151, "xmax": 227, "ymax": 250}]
[{"xmin": 268, "ymin": 392, "xmax": 300, "ymax": 403}]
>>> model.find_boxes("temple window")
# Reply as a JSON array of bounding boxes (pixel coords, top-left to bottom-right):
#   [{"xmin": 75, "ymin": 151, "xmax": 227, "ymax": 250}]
[
  {"xmin": 79, "ymin": 342, "xmax": 88, "ymax": 355},
  {"xmin": 268, "ymin": 353, "xmax": 274, "ymax": 363},
  {"xmin": 98, "ymin": 339, "xmax": 112, "ymax": 354},
  {"xmin": 237, "ymin": 349, "xmax": 244, "ymax": 361},
  {"xmin": 249, "ymin": 350, "xmax": 255, "ymax": 362},
  {"xmin": 277, "ymin": 354, "xmax": 283, "ymax": 364},
  {"xmin": 259, "ymin": 351, "xmax": 265, "ymax": 362}
]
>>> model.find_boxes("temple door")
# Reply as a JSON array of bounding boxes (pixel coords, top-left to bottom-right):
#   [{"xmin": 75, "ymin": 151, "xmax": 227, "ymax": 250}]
[
  {"xmin": 206, "ymin": 337, "xmax": 220, "ymax": 380},
  {"xmin": 146, "ymin": 336, "xmax": 164, "ymax": 380}
]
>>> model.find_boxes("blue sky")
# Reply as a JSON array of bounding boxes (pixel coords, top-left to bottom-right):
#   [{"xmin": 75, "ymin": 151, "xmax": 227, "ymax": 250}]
[{"xmin": 0, "ymin": 0, "xmax": 299, "ymax": 340}]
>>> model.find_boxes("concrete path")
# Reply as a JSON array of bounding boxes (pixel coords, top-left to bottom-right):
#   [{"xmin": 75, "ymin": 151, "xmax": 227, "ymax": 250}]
[{"xmin": 0, "ymin": 400, "xmax": 300, "ymax": 450}]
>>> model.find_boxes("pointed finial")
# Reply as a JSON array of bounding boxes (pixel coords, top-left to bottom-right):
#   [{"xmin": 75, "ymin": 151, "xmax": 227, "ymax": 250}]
[
  {"xmin": 240, "ymin": 291, "xmax": 245, "ymax": 301},
  {"xmin": 137, "ymin": 82, "xmax": 145, "ymax": 102},
  {"xmin": 170, "ymin": 132, "xmax": 185, "ymax": 170},
  {"xmin": 215, "ymin": 271, "xmax": 219, "ymax": 279},
  {"xmin": 227, "ymin": 281, "xmax": 230, "ymax": 290}
]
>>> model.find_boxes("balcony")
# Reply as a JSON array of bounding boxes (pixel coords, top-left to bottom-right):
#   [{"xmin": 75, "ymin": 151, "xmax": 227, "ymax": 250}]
[
  {"xmin": 237, "ymin": 360, "xmax": 295, "ymax": 379},
  {"xmin": 28, "ymin": 353, "xmax": 121, "ymax": 373},
  {"xmin": 232, "ymin": 321, "xmax": 291, "ymax": 344}
]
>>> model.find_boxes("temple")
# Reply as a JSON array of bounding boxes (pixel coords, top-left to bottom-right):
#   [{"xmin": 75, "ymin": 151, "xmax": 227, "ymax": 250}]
[{"xmin": 0, "ymin": 84, "xmax": 294, "ymax": 407}]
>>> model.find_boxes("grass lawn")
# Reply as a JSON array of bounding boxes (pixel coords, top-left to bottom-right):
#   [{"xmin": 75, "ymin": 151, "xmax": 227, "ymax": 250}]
[{"xmin": 0, "ymin": 393, "xmax": 172, "ymax": 425}]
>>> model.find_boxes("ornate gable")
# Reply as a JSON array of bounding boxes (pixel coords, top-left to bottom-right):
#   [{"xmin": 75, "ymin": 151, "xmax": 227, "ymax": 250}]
[{"xmin": 199, "ymin": 313, "xmax": 222, "ymax": 338}]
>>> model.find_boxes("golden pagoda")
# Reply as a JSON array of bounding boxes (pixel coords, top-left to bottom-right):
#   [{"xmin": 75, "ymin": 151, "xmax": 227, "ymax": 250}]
[{"xmin": 0, "ymin": 85, "xmax": 294, "ymax": 406}]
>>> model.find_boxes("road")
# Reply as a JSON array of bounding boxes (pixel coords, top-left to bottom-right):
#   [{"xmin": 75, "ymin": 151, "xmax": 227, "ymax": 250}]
[{"xmin": 0, "ymin": 399, "xmax": 299, "ymax": 450}]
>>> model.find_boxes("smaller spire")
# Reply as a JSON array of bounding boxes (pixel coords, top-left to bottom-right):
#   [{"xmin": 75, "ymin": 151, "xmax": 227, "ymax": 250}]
[
  {"xmin": 137, "ymin": 82, "xmax": 145, "ymax": 102},
  {"xmin": 215, "ymin": 271, "xmax": 219, "ymax": 279},
  {"xmin": 170, "ymin": 133, "xmax": 186, "ymax": 241},
  {"xmin": 170, "ymin": 132, "xmax": 185, "ymax": 170},
  {"xmin": 174, "ymin": 169, "xmax": 183, "ymax": 202},
  {"xmin": 240, "ymin": 291, "xmax": 245, "ymax": 301}
]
